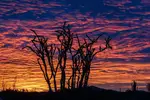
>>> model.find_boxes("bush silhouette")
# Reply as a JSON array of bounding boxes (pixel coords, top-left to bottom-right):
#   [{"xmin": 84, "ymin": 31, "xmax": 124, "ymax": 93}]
[
  {"xmin": 25, "ymin": 22, "xmax": 112, "ymax": 92},
  {"xmin": 131, "ymin": 80, "xmax": 137, "ymax": 92}
]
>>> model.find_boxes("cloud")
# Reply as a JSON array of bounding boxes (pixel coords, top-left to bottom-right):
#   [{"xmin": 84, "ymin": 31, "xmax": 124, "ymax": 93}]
[{"xmin": 0, "ymin": 0, "xmax": 150, "ymax": 91}]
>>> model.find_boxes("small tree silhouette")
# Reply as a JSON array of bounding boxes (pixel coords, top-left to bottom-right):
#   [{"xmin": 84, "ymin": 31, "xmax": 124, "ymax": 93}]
[
  {"xmin": 131, "ymin": 80, "xmax": 137, "ymax": 92},
  {"xmin": 25, "ymin": 22, "xmax": 112, "ymax": 91}
]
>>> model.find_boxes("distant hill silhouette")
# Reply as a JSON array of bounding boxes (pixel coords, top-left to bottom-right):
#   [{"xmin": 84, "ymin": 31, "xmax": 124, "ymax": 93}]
[{"xmin": 1, "ymin": 86, "xmax": 150, "ymax": 100}]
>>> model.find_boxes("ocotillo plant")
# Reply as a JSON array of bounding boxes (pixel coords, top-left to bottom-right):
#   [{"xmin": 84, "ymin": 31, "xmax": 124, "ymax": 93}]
[
  {"xmin": 56, "ymin": 22, "xmax": 74, "ymax": 91},
  {"xmin": 25, "ymin": 30, "xmax": 58, "ymax": 92},
  {"xmin": 75, "ymin": 34, "xmax": 112, "ymax": 88},
  {"xmin": 26, "ymin": 22, "xmax": 112, "ymax": 91}
]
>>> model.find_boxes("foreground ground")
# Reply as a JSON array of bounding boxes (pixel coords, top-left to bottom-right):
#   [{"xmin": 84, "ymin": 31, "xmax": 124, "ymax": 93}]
[{"xmin": 0, "ymin": 86, "xmax": 150, "ymax": 100}]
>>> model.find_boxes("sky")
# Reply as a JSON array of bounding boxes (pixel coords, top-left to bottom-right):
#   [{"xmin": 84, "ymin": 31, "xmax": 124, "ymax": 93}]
[{"xmin": 0, "ymin": 0, "xmax": 150, "ymax": 91}]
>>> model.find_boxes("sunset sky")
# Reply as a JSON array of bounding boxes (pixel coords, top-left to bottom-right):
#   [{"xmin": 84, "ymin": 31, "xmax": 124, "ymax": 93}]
[{"xmin": 0, "ymin": 0, "xmax": 150, "ymax": 91}]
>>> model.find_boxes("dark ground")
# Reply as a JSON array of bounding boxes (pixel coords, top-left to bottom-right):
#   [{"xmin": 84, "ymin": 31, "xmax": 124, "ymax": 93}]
[{"xmin": 0, "ymin": 86, "xmax": 150, "ymax": 100}]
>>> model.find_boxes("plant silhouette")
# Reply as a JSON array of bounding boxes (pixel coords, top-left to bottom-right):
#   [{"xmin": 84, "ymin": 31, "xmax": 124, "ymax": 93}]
[
  {"xmin": 131, "ymin": 80, "xmax": 137, "ymax": 92},
  {"xmin": 25, "ymin": 30, "xmax": 56, "ymax": 92},
  {"xmin": 55, "ymin": 22, "xmax": 74, "ymax": 90},
  {"xmin": 25, "ymin": 22, "xmax": 112, "ymax": 92}
]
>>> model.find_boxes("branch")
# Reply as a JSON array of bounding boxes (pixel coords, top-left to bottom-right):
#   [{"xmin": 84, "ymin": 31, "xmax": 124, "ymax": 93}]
[{"xmin": 38, "ymin": 59, "xmax": 49, "ymax": 82}]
